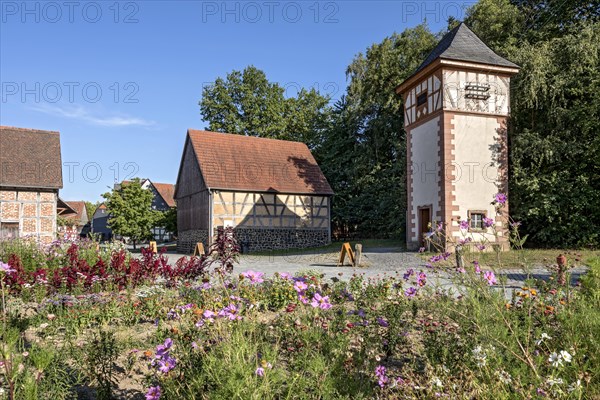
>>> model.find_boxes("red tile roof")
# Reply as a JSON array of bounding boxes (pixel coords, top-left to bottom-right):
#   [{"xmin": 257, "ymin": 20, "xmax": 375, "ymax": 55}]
[
  {"xmin": 0, "ymin": 126, "xmax": 63, "ymax": 189},
  {"xmin": 152, "ymin": 182, "xmax": 176, "ymax": 207},
  {"xmin": 64, "ymin": 201, "xmax": 88, "ymax": 224},
  {"xmin": 185, "ymin": 130, "xmax": 333, "ymax": 195}
]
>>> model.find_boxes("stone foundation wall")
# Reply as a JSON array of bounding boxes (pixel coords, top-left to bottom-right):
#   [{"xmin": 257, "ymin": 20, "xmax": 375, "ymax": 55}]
[
  {"xmin": 233, "ymin": 228, "xmax": 329, "ymax": 252},
  {"xmin": 177, "ymin": 229, "xmax": 209, "ymax": 254},
  {"xmin": 177, "ymin": 227, "xmax": 330, "ymax": 254}
]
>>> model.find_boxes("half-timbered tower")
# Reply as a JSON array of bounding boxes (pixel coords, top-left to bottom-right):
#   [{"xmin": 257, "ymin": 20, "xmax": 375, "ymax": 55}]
[{"xmin": 396, "ymin": 23, "xmax": 519, "ymax": 250}]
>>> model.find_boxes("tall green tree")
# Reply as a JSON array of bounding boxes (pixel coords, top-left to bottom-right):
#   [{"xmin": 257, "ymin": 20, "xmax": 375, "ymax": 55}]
[
  {"xmin": 318, "ymin": 24, "xmax": 437, "ymax": 238},
  {"xmin": 84, "ymin": 201, "xmax": 100, "ymax": 222},
  {"xmin": 102, "ymin": 178, "xmax": 159, "ymax": 249},
  {"xmin": 465, "ymin": 0, "xmax": 600, "ymax": 247},
  {"xmin": 199, "ymin": 66, "xmax": 332, "ymax": 149}
]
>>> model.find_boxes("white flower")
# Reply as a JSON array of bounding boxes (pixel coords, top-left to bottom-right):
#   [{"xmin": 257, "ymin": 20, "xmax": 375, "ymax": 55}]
[
  {"xmin": 547, "ymin": 377, "xmax": 564, "ymax": 386},
  {"xmin": 536, "ymin": 333, "xmax": 552, "ymax": 345},
  {"xmin": 560, "ymin": 350, "xmax": 572, "ymax": 363},
  {"xmin": 432, "ymin": 377, "xmax": 443, "ymax": 388},
  {"xmin": 549, "ymin": 352, "xmax": 563, "ymax": 367},
  {"xmin": 568, "ymin": 380, "xmax": 581, "ymax": 392},
  {"xmin": 495, "ymin": 370, "xmax": 512, "ymax": 384},
  {"xmin": 472, "ymin": 346, "xmax": 487, "ymax": 367}
]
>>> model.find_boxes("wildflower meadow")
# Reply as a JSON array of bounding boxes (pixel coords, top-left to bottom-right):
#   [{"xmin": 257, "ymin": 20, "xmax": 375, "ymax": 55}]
[{"xmin": 1, "ymin": 219, "xmax": 599, "ymax": 399}]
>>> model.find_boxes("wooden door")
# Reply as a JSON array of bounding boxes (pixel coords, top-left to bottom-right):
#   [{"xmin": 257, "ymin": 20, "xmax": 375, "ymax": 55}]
[{"xmin": 418, "ymin": 207, "xmax": 431, "ymax": 247}]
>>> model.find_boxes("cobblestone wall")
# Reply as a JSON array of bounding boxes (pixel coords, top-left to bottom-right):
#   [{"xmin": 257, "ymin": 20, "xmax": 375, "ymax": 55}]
[
  {"xmin": 178, "ymin": 227, "xmax": 330, "ymax": 254},
  {"xmin": 234, "ymin": 228, "xmax": 329, "ymax": 252},
  {"xmin": 177, "ymin": 229, "xmax": 209, "ymax": 254}
]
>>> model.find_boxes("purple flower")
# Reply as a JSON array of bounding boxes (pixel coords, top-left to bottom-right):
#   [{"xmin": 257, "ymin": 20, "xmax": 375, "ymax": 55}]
[
  {"xmin": 155, "ymin": 338, "xmax": 172, "ymax": 358},
  {"xmin": 494, "ymin": 193, "xmax": 507, "ymax": 205},
  {"xmin": 483, "ymin": 271, "xmax": 497, "ymax": 286},
  {"xmin": 483, "ymin": 217, "xmax": 495, "ymax": 228},
  {"xmin": 145, "ymin": 385, "xmax": 161, "ymax": 400},
  {"xmin": 418, "ymin": 247, "xmax": 425, "ymax": 253},
  {"xmin": 459, "ymin": 220, "xmax": 470, "ymax": 230},
  {"xmin": 403, "ymin": 269, "xmax": 414, "ymax": 281},
  {"xmin": 404, "ymin": 287, "xmax": 417, "ymax": 297},
  {"xmin": 473, "ymin": 261, "xmax": 481, "ymax": 274},
  {"xmin": 241, "ymin": 270, "xmax": 264, "ymax": 284},
  {"xmin": 476, "ymin": 244, "xmax": 486, "ymax": 251},
  {"xmin": 375, "ymin": 365, "xmax": 388, "ymax": 388},
  {"xmin": 417, "ymin": 271, "xmax": 427, "ymax": 287},
  {"xmin": 310, "ymin": 293, "xmax": 332, "ymax": 310},
  {"xmin": 255, "ymin": 367, "xmax": 265, "ymax": 377},
  {"xmin": 203, "ymin": 310, "xmax": 217, "ymax": 323},
  {"xmin": 157, "ymin": 355, "xmax": 177, "ymax": 374},
  {"xmin": 377, "ymin": 317, "xmax": 389, "ymax": 327}
]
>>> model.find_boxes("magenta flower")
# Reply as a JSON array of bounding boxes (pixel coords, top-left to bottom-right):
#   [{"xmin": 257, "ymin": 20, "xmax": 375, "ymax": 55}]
[
  {"xmin": 255, "ymin": 367, "xmax": 265, "ymax": 377},
  {"xmin": 241, "ymin": 270, "xmax": 264, "ymax": 284},
  {"xmin": 145, "ymin": 385, "xmax": 161, "ymax": 400},
  {"xmin": 404, "ymin": 287, "xmax": 417, "ymax": 297},
  {"xmin": 418, "ymin": 247, "xmax": 425, "ymax": 253},
  {"xmin": 494, "ymin": 193, "xmax": 507, "ymax": 205},
  {"xmin": 203, "ymin": 310, "xmax": 217, "ymax": 322},
  {"xmin": 483, "ymin": 217, "xmax": 495, "ymax": 228},
  {"xmin": 279, "ymin": 272, "xmax": 293, "ymax": 280},
  {"xmin": 459, "ymin": 220, "xmax": 470, "ymax": 230},
  {"xmin": 375, "ymin": 365, "xmax": 389, "ymax": 388},
  {"xmin": 484, "ymin": 271, "xmax": 497, "ymax": 286},
  {"xmin": 473, "ymin": 261, "xmax": 482, "ymax": 274},
  {"xmin": 310, "ymin": 293, "xmax": 332, "ymax": 310},
  {"xmin": 403, "ymin": 269, "xmax": 414, "ymax": 281}
]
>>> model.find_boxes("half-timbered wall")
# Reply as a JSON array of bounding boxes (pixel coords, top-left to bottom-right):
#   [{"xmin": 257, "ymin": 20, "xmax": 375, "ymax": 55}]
[
  {"xmin": 0, "ymin": 189, "xmax": 57, "ymax": 243},
  {"xmin": 442, "ymin": 69, "xmax": 511, "ymax": 115},
  {"xmin": 403, "ymin": 71, "xmax": 443, "ymax": 128}
]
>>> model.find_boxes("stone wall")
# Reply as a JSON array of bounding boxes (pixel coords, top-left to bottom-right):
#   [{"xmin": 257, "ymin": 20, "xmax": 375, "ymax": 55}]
[
  {"xmin": 232, "ymin": 227, "xmax": 329, "ymax": 252},
  {"xmin": 0, "ymin": 189, "xmax": 57, "ymax": 243},
  {"xmin": 177, "ymin": 227, "xmax": 330, "ymax": 254},
  {"xmin": 177, "ymin": 229, "xmax": 209, "ymax": 254}
]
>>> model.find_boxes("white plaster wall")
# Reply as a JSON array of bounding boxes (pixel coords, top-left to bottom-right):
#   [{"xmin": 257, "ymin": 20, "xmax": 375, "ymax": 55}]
[
  {"xmin": 443, "ymin": 70, "xmax": 510, "ymax": 115},
  {"xmin": 451, "ymin": 114, "xmax": 502, "ymax": 242},
  {"xmin": 410, "ymin": 116, "xmax": 440, "ymax": 242}
]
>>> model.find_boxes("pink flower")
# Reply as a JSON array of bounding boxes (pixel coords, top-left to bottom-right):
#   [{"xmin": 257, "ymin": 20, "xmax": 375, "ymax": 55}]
[
  {"xmin": 459, "ymin": 220, "xmax": 470, "ymax": 230},
  {"xmin": 417, "ymin": 272, "xmax": 427, "ymax": 287},
  {"xmin": 278, "ymin": 272, "xmax": 293, "ymax": 280},
  {"xmin": 293, "ymin": 280, "xmax": 308, "ymax": 292},
  {"xmin": 310, "ymin": 293, "xmax": 332, "ymax": 310},
  {"xmin": 404, "ymin": 287, "xmax": 417, "ymax": 297},
  {"xmin": 241, "ymin": 270, "xmax": 264, "ymax": 284},
  {"xmin": 255, "ymin": 367, "xmax": 265, "ymax": 377},
  {"xmin": 0, "ymin": 261, "xmax": 15, "ymax": 273},
  {"xmin": 473, "ymin": 261, "xmax": 481, "ymax": 274},
  {"xmin": 483, "ymin": 217, "xmax": 495, "ymax": 228},
  {"xmin": 484, "ymin": 271, "xmax": 497, "ymax": 286}
]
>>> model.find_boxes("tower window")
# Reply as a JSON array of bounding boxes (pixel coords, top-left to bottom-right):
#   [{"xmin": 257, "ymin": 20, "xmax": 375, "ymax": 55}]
[
  {"xmin": 468, "ymin": 211, "xmax": 487, "ymax": 231},
  {"xmin": 417, "ymin": 91, "xmax": 428, "ymax": 106}
]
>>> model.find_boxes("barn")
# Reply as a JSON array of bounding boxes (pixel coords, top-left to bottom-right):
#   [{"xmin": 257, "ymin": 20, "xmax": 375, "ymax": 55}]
[{"xmin": 174, "ymin": 130, "xmax": 333, "ymax": 253}]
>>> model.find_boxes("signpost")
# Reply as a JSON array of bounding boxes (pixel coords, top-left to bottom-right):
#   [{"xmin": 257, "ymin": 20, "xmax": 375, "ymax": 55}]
[{"xmin": 193, "ymin": 242, "xmax": 205, "ymax": 257}]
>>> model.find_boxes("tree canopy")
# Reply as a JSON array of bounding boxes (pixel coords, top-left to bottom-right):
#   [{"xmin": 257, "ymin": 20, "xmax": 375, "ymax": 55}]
[{"xmin": 102, "ymin": 178, "xmax": 159, "ymax": 248}]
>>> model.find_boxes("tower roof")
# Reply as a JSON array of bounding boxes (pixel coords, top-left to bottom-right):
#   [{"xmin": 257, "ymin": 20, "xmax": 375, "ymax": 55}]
[
  {"xmin": 397, "ymin": 23, "xmax": 519, "ymax": 94},
  {"xmin": 415, "ymin": 23, "xmax": 518, "ymax": 73}
]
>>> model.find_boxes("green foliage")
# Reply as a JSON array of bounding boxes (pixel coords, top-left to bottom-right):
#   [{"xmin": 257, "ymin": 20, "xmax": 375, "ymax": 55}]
[
  {"xmin": 317, "ymin": 24, "xmax": 437, "ymax": 238},
  {"xmin": 158, "ymin": 207, "xmax": 177, "ymax": 236},
  {"xmin": 84, "ymin": 201, "xmax": 100, "ymax": 222},
  {"xmin": 102, "ymin": 178, "xmax": 159, "ymax": 247},
  {"xmin": 199, "ymin": 65, "xmax": 332, "ymax": 149},
  {"xmin": 465, "ymin": 0, "xmax": 600, "ymax": 247},
  {"xmin": 82, "ymin": 329, "xmax": 119, "ymax": 400}
]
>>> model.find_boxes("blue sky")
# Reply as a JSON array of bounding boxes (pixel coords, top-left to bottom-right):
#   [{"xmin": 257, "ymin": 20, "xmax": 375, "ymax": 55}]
[{"xmin": 0, "ymin": 0, "xmax": 474, "ymax": 201}]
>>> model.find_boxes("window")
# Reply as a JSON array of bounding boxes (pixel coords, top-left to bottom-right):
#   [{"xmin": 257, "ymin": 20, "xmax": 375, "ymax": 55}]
[
  {"xmin": 0, "ymin": 222, "xmax": 19, "ymax": 239},
  {"xmin": 417, "ymin": 91, "xmax": 428, "ymax": 106},
  {"xmin": 468, "ymin": 211, "xmax": 486, "ymax": 230}
]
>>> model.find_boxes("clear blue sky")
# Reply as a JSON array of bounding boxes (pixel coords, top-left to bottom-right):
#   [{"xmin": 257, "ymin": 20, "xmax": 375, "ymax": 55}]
[{"xmin": 0, "ymin": 0, "xmax": 474, "ymax": 201}]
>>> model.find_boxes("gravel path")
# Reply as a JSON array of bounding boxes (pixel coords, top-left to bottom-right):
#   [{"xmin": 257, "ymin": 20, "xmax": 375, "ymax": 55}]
[{"xmin": 164, "ymin": 248, "xmax": 589, "ymax": 296}]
